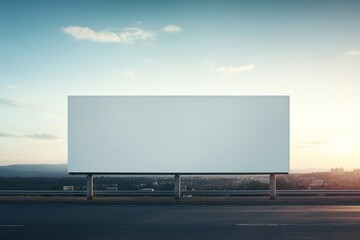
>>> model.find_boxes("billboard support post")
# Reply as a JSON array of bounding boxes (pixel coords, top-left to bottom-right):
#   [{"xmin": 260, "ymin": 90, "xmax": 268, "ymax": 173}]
[
  {"xmin": 86, "ymin": 174, "xmax": 94, "ymax": 200},
  {"xmin": 174, "ymin": 174, "xmax": 181, "ymax": 200},
  {"xmin": 270, "ymin": 174, "xmax": 276, "ymax": 200}
]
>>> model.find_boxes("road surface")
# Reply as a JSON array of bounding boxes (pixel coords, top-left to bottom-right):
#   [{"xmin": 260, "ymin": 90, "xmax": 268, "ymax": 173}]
[{"xmin": 1, "ymin": 203, "xmax": 360, "ymax": 240}]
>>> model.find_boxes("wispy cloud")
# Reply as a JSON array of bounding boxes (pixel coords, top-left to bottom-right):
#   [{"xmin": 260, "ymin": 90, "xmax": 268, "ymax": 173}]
[
  {"xmin": 24, "ymin": 133, "xmax": 59, "ymax": 140},
  {"xmin": 294, "ymin": 140, "xmax": 328, "ymax": 149},
  {"xmin": 203, "ymin": 59, "xmax": 216, "ymax": 67},
  {"xmin": 0, "ymin": 96, "xmax": 37, "ymax": 108},
  {"xmin": 0, "ymin": 97, "xmax": 19, "ymax": 107},
  {"xmin": 0, "ymin": 131, "xmax": 60, "ymax": 140},
  {"xmin": 216, "ymin": 64, "xmax": 255, "ymax": 74},
  {"xmin": 125, "ymin": 70, "xmax": 136, "ymax": 78},
  {"xmin": 7, "ymin": 85, "xmax": 19, "ymax": 89},
  {"xmin": 345, "ymin": 50, "xmax": 360, "ymax": 57},
  {"xmin": 62, "ymin": 26, "xmax": 155, "ymax": 44},
  {"xmin": 162, "ymin": 24, "xmax": 182, "ymax": 33},
  {"xmin": 113, "ymin": 69, "xmax": 137, "ymax": 78},
  {"xmin": 0, "ymin": 132, "xmax": 20, "ymax": 138}
]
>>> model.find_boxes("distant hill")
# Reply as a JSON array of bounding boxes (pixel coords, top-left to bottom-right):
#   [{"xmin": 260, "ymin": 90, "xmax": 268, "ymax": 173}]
[
  {"xmin": 0, "ymin": 163, "xmax": 331, "ymax": 177},
  {"xmin": 0, "ymin": 164, "xmax": 68, "ymax": 177}
]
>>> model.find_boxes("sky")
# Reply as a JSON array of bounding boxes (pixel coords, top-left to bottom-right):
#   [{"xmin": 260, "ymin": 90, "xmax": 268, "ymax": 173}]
[{"xmin": 0, "ymin": 0, "xmax": 359, "ymax": 170}]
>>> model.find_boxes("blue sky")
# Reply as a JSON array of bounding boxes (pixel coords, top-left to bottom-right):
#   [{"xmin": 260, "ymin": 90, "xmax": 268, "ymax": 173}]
[{"xmin": 1, "ymin": 0, "xmax": 360, "ymax": 169}]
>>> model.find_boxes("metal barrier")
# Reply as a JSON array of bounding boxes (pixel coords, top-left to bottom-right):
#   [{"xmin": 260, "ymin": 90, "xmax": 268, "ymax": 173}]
[{"xmin": 1, "ymin": 189, "xmax": 360, "ymax": 196}]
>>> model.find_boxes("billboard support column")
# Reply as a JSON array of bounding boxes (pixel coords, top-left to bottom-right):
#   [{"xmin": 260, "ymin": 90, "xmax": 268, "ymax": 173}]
[
  {"xmin": 174, "ymin": 174, "xmax": 181, "ymax": 200},
  {"xmin": 86, "ymin": 174, "xmax": 94, "ymax": 200},
  {"xmin": 270, "ymin": 174, "xmax": 276, "ymax": 200}
]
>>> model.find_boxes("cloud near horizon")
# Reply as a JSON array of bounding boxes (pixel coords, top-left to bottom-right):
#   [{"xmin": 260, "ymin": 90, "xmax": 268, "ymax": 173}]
[
  {"xmin": 62, "ymin": 26, "xmax": 155, "ymax": 44},
  {"xmin": 0, "ymin": 97, "xmax": 19, "ymax": 107},
  {"xmin": 24, "ymin": 133, "xmax": 60, "ymax": 140},
  {"xmin": 162, "ymin": 24, "xmax": 182, "ymax": 33},
  {"xmin": 0, "ymin": 132, "xmax": 60, "ymax": 140},
  {"xmin": 294, "ymin": 140, "xmax": 328, "ymax": 149},
  {"xmin": 0, "ymin": 132, "xmax": 20, "ymax": 138},
  {"xmin": 345, "ymin": 50, "xmax": 360, "ymax": 56},
  {"xmin": 216, "ymin": 64, "xmax": 255, "ymax": 74}
]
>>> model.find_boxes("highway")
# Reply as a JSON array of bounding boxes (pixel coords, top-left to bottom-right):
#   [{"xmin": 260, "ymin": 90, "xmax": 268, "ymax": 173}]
[{"xmin": 1, "ymin": 203, "xmax": 360, "ymax": 240}]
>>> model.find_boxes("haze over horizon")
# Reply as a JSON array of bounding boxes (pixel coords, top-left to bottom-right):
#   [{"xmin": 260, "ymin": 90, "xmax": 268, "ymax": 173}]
[{"xmin": 1, "ymin": 0, "xmax": 359, "ymax": 170}]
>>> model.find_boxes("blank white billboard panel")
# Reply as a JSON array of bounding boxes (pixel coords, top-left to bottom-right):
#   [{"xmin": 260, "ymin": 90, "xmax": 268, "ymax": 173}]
[{"xmin": 68, "ymin": 96, "xmax": 289, "ymax": 174}]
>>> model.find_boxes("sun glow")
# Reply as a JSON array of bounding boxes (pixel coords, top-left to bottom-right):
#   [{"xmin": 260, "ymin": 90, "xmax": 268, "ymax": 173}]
[{"xmin": 328, "ymin": 136, "xmax": 355, "ymax": 155}]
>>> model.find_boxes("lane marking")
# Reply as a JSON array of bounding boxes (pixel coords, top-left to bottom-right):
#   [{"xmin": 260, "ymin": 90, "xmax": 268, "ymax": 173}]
[
  {"xmin": 236, "ymin": 224, "xmax": 287, "ymax": 226},
  {"xmin": 235, "ymin": 223, "xmax": 326, "ymax": 226},
  {"xmin": 0, "ymin": 225, "xmax": 24, "ymax": 227}
]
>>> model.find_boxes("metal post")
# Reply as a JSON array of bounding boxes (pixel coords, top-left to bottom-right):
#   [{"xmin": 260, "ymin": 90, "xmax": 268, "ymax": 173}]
[
  {"xmin": 86, "ymin": 174, "xmax": 94, "ymax": 200},
  {"xmin": 174, "ymin": 174, "xmax": 181, "ymax": 200},
  {"xmin": 270, "ymin": 174, "xmax": 276, "ymax": 200}
]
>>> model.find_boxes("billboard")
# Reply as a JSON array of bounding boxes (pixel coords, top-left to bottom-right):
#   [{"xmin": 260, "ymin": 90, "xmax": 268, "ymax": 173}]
[{"xmin": 68, "ymin": 96, "xmax": 289, "ymax": 174}]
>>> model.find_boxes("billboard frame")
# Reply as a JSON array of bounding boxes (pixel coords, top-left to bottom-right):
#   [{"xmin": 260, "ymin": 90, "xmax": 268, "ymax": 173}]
[{"xmin": 67, "ymin": 95, "xmax": 290, "ymax": 200}]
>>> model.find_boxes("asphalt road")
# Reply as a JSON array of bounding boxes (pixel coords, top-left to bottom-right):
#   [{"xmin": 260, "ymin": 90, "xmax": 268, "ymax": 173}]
[{"xmin": 1, "ymin": 203, "xmax": 360, "ymax": 240}]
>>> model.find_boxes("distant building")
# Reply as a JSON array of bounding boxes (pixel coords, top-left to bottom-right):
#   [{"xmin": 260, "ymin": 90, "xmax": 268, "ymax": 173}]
[
  {"xmin": 331, "ymin": 168, "xmax": 344, "ymax": 175},
  {"xmin": 309, "ymin": 180, "xmax": 324, "ymax": 188},
  {"xmin": 63, "ymin": 186, "xmax": 74, "ymax": 191},
  {"xmin": 105, "ymin": 186, "xmax": 118, "ymax": 191}
]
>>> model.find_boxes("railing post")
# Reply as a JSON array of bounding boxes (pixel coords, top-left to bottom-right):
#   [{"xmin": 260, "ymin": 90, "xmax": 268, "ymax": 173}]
[
  {"xmin": 86, "ymin": 174, "xmax": 94, "ymax": 200},
  {"xmin": 270, "ymin": 174, "xmax": 276, "ymax": 200},
  {"xmin": 174, "ymin": 174, "xmax": 181, "ymax": 200}
]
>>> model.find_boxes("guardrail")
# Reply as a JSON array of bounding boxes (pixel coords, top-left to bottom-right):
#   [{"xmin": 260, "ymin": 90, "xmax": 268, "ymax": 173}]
[{"xmin": 1, "ymin": 190, "xmax": 360, "ymax": 196}]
